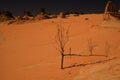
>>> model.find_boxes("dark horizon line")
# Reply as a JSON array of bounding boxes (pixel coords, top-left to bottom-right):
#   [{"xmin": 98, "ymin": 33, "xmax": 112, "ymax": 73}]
[{"xmin": 0, "ymin": 9, "xmax": 105, "ymax": 16}]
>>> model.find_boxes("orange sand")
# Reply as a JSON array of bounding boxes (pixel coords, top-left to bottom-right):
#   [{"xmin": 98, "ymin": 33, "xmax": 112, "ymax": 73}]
[{"xmin": 0, "ymin": 14, "xmax": 120, "ymax": 80}]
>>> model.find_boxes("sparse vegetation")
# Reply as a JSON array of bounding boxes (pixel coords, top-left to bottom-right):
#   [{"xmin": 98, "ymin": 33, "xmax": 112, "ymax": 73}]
[
  {"xmin": 0, "ymin": 1, "xmax": 120, "ymax": 80},
  {"xmin": 55, "ymin": 23, "xmax": 70, "ymax": 69},
  {"xmin": 55, "ymin": 24, "xmax": 111, "ymax": 69},
  {"xmin": 87, "ymin": 39, "xmax": 96, "ymax": 56},
  {"xmin": 0, "ymin": 11, "xmax": 14, "ymax": 22}
]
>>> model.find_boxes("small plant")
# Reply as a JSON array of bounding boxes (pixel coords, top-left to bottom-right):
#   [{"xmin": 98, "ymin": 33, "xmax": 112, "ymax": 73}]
[
  {"xmin": 87, "ymin": 39, "xmax": 96, "ymax": 56},
  {"xmin": 105, "ymin": 42, "xmax": 110, "ymax": 57}
]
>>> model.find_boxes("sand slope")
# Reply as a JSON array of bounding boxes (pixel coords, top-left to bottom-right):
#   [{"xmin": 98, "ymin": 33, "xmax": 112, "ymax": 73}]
[{"xmin": 0, "ymin": 14, "xmax": 120, "ymax": 80}]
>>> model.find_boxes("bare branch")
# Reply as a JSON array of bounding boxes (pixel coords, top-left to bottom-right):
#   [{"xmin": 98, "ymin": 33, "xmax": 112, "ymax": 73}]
[{"xmin": 55, "ymin": 23, "xmax": 70, "ymax": 69}]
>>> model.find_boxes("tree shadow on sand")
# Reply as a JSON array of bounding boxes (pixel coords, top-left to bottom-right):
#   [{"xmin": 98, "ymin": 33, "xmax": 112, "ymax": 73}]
[{"xmin": 63, "ymin": 57, "xmax": 117, "ymax": 69}]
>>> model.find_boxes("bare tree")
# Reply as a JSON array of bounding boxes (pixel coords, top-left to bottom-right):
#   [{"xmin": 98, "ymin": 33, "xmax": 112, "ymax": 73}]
[
  {"xmin": 105, "ymin": 42, "xmax": 110, "ymax": 57},
  {"xmin": 55, "ymin": 23, "xmax": 70, "ymax": 69},
  {"xmin": 88, "ymin": 39, "xmax": 96, "ymax": 56}
]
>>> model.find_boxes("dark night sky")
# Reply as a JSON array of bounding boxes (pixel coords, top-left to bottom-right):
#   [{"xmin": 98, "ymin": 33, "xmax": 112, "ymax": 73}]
[{"xmin": 0, "ymin": 0, "xmax": 120, "ymax": 16}]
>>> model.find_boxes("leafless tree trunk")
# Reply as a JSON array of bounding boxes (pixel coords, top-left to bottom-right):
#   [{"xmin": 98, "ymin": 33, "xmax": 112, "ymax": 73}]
[{"xmin": 55, "ymin": 23, "xmax": 70, "ymax": 69}]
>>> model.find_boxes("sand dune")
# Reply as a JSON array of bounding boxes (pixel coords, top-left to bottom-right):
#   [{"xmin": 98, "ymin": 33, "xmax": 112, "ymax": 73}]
[{"xmin": 0, "ymin": 14, "xmax": 120, "ymax": 80}]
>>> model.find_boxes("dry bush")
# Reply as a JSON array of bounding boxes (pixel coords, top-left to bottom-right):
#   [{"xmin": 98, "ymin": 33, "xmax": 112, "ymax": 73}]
[{"xmin": 87, "ymin": 39, "xmax": 96, "ymax": 56}]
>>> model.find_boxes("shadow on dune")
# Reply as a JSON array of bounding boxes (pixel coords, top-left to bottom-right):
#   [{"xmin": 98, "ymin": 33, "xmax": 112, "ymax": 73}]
[{"xmin": 63, "ymin": 57, "xmax": 117, "ymax": 69}]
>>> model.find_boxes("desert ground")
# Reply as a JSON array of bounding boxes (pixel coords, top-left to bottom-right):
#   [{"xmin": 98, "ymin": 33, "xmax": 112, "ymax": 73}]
[{"xmin": 0, "ymin": 14, "xmax": 120, "ymax": 80}]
